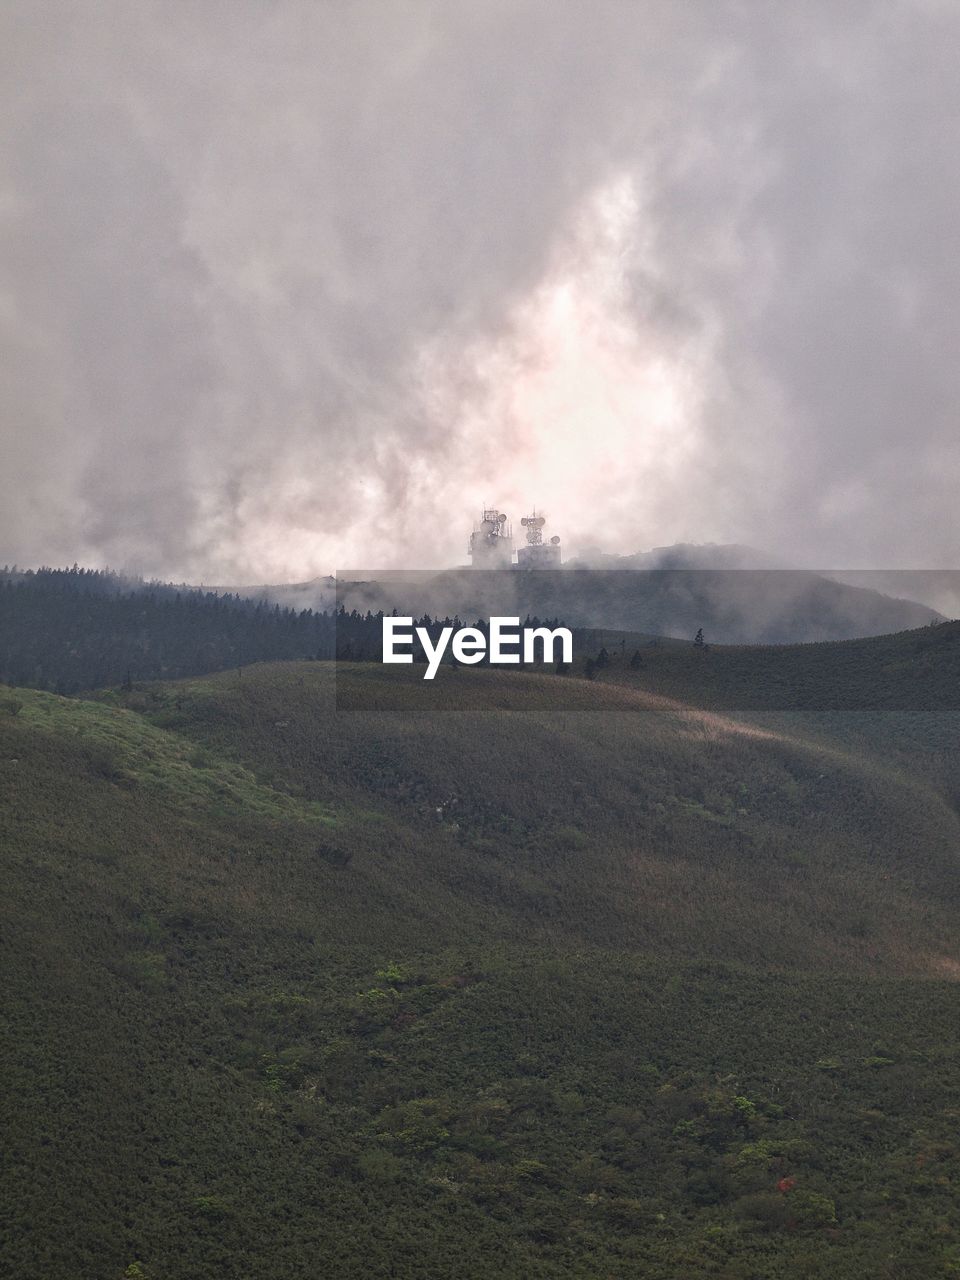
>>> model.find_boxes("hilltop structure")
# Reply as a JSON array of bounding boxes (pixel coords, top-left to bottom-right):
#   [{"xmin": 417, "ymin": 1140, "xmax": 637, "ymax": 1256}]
[
  {"xmin": 517, "ymin": 510, "xmax": 562, "ymax": 568},
  {"xmin": 468, "ymin": 506, "xmax": 562, "ymax": 567},
  {"xmin": 468, "ymin": 508, "xmax": 513, "ymax": 568}
]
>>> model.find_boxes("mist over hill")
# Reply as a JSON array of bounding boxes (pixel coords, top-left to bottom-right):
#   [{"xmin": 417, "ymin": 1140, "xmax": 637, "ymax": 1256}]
[
  {"xmin": 568, "ymin": 542, "xmax": 787, "ymax": 570},
  {"xmin": 6, "ymin": 1, "xmax": 960, "ymax": 1274},
  {"xmin": 331, "ymin": 566, "xmax": 941, "ymax": 646},
  {"xmin": 214, "ymin": 545, "xmax": 942, "ymax": 644}
]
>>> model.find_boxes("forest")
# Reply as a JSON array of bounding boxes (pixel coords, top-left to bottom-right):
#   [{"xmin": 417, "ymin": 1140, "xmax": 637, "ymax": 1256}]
[{"xmin": 0, "ymin": 567, "xmax": 575, "ymax": 694}]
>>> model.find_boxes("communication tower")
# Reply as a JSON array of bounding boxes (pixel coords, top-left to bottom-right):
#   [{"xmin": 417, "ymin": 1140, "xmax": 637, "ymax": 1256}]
[
  {"xmin": 468, "ymin": 507, "xmax": 513, "ymax": 568},
  {"xmin": 517, "ymin": 510, "xmax": 562, "ymax": 568}
]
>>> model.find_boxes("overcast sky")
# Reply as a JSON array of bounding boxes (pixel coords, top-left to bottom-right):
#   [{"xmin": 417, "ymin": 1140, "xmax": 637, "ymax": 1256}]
[{"xmin": 2, "ymin": 1, "xmax": 959, "ymax": 580}]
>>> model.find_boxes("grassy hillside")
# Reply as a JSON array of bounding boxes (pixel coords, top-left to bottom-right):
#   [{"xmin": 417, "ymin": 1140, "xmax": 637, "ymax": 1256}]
[
  {"xmin": 578, "ymin": 618, "xmax": 960, "ymax": 711},
  {"xmin": 2, "ymin": 660, "xmax": 959, "ymax": 1277}
]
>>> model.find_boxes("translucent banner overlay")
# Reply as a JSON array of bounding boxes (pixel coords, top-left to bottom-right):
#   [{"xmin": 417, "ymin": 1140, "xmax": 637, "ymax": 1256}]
[{"xmin": 332, "ymin": 569, "xmax": 960, "ymax": 711}]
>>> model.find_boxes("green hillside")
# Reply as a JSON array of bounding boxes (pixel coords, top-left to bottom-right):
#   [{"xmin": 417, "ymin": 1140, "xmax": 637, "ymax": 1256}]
[
  {"xmin": 2, "ymin": 659, "xmax": 959, "ymax": 1278},
  {"xmin": 578, "ymin": 618, "xmax": 960, "ymax": 711}
]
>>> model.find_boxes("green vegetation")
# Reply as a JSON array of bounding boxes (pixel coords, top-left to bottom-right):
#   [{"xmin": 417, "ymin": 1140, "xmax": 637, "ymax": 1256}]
[
  {"xmin": 13, "ymin": 685, "xmax": 336, "ymax": 826},
  {"xmin": 576, "ymin": 618, "xmax": 960, "ymax": 710},
  {"xmin": 0, "ymin": 566, "xmax": 368, "ymax": 692},
  {"xmin": 2, "ymin": 656, "xmax": 959, "ymax": 1277}
]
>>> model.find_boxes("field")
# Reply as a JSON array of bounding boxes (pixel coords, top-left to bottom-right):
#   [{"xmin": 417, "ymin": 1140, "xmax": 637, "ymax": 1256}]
[{"xmin": 2, "ymin": 654, "xmax": 959, "ymax": 1277}]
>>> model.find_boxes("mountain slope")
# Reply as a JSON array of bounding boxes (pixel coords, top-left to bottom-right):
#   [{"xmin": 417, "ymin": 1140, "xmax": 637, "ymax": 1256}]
[
  {"xmin": 576, "ymin": 617, "xmax": 960, "ymax": 711},
  {"xmin": 2, "ymin": 661, "xmax": 960, "ymax": 1278}
]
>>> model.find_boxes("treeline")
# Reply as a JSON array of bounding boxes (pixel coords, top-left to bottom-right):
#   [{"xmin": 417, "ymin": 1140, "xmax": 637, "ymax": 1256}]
[
  {"xmin": 0, "ymin": 568, "xmax": 345, "ymax": 693},
  {"xmin": 0, "ymin": 567, "xmax": 572, "ymax": 693}
]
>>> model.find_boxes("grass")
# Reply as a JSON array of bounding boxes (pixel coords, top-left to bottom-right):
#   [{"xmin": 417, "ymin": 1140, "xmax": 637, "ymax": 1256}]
[
  {"xmin": 10, "ymin": 683, "xmax": 337, "ymax": 825},
  {"xmin": 578, "ymin": 618, "xmax": 960, "ymax": 710},
  {"xmin": 2, "ymin": 654, "xmax": 960, "ymax": 1277}
]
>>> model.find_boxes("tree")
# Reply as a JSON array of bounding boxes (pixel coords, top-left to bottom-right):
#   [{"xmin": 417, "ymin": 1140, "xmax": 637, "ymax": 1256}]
[{"xmin": 694, "ymin": 628, "xmax": 705, "ymax": 648}]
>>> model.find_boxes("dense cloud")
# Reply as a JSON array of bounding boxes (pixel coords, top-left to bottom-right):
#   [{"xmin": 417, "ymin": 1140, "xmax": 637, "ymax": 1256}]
[{"xmin": 2, "ymin": 1, "xmax": 959, "ymax": 580}]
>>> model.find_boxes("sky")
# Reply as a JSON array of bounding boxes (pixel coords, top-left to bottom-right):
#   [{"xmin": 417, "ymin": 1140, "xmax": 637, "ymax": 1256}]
[{"xmin": 2, "ymin": 0, "xmax": 960, "ymax": 581}]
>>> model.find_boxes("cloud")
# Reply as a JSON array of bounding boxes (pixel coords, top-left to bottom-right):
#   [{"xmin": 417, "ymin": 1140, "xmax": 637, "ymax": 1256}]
[{"xmin": 1, "ymin": 1, "xmax": 958, "ymax": 579}]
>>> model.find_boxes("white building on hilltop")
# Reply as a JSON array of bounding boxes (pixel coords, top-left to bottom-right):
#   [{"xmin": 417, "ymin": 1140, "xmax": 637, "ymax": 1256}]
[
  {"xmin": 468, "ymin": 508, "xmax": 513, "ymax": 568},
  {"xmin": 467, "ymin": 507, "xmax": 562, "ymax": 567},
  {"xmin": 516, "ymin": 511, "xmax": 562, "ymax": 568}
]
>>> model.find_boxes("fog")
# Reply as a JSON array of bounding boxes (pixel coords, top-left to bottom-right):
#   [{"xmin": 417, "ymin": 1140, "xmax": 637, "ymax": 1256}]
[{"xmin": 3, "ymin": 1, "xmax": 959, "ymax": 581}]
